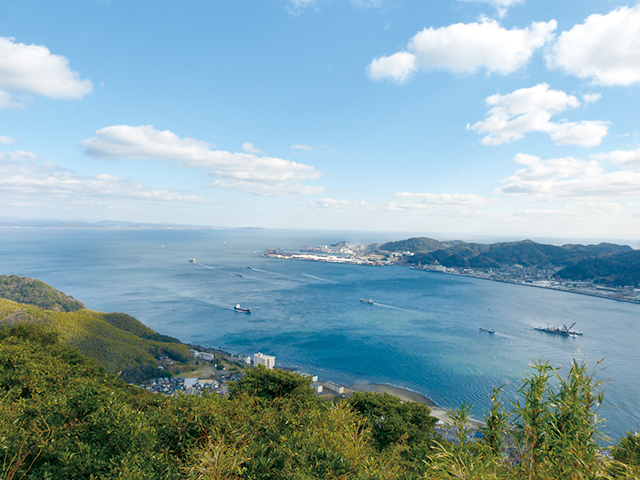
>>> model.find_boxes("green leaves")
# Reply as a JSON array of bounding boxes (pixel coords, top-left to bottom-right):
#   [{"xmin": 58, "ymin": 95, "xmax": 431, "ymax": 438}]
[{"xmin": 2, "ymin": 320, "xmax": 640, "ymax": 479}]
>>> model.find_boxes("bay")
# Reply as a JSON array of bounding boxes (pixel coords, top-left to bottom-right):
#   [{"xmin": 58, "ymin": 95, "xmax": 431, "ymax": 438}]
[{"xmin": 1, "ymin": 227, "xmax": 639, "ymax": 440}]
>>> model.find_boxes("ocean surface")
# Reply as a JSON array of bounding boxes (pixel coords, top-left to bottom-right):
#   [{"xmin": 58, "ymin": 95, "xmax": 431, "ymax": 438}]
[{"xmin": 1, "ymin": 227, "xmax": 639, "ymax": 440}]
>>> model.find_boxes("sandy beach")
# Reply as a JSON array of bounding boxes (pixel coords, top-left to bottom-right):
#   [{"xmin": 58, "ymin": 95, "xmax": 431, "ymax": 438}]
[
  {"xmin": 345, "ymin": 381, "xmax": 484, "ymax": 427},
  {"xmin": 346, "ymin": 382, "xmax": 451, "ymax": 423}
]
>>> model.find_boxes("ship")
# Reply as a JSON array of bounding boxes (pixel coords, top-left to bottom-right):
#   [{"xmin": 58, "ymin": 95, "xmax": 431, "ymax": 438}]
[
  {"xmin": 360, "ymin": 298, "xmax": 374, "ymax": 305},
  {"xmin": 234, "ymin": 304, "xmax": 251, "ymax": 313},
  {"xmin": 189, "ymin": 258, "xmax": 196, "ymax": 263},
  {"xmin": 535, "ymin": 322, "xmax": 582, "ymax": 337},
  {"xmin": 479, "ymin": 327, "xmax": 495, "ymax": 334}
]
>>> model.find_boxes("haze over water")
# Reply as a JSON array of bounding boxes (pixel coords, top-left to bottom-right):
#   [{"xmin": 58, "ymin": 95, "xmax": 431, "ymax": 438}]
[{"xmin": 2, "ymin": 227, "xmax": 639, "ymax": 440}]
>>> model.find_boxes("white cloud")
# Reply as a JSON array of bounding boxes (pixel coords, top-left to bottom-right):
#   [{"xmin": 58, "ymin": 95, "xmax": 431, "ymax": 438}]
[
  {"xmin": 208, "ymin": 180, "xmax": 325, "ymax": 197},
  {"xmin": 311, "ymin": 198, "xmax": 367, "ymax": 209},
  {"xmin": 242, "ymin": 142, "xmax": 264, "ymax": 155},
  {"xmin": 459, "ymin": 0, "xmax": 525, "ymax": 18},
  {"xmin": 547, "ymin": 3, "xmax": 640, "ymax": 86},
  {"xmin": 291, "ymin": 144, "xmax": 316, "ymax": 153},
  {"xmin": 497, "ymin": 153, "xmax": 640, "ymax": 200},
  {"xmin": 0, "ymin": 135, "xmax": 16, "ymax": 145},
  {"xmin": 368, "ymin": 18, "xmax": 555, "ymax": 82},
  {"xmin": 582, "ymin": 93, "xmax": 601, "ymax": 104},
  {"xmin": 386, "ymin": 192, "xmax": 496, "ymax": 215},
  {"xmin": 367, "ymin": 52, "xmax": 416, "ymax": 83},
  {"xmin": 548, "ymin": 121, "xmax": 609, "ymax": 147},
  {"xmin": 80, "ymin": 125, "xmax": 323, "ymax": 196},
  {"xmin": 468, "ymin": 83, "xmax": 609, "ymax": 146},
  {"xmin": 289, "ymin": 0, "xmax": 316, "ymax": 9},
  {"xmin": 0, "ymin": 90, "xmax": 25, "ymax": 109},
  {"xmin": 0, "ymin": 37, "xmax": 93, "ymax": 108},
  {"xmin": 393, "ymin": 192, "xmax": 493, "ymax": 205},
  {"xmin": 591, "ymin": 148, "xmax": 640, "ymax": 171},
  {"xmin": 0, "ymin": 150, "xmax": 207, "ymax": 206},
  {"xmin": 287, "ymin": 0, "xmax": 379, "ymax": 14}
]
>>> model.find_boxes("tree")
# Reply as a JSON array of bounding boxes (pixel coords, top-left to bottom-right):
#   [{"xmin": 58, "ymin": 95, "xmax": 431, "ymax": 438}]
[{"xmin": 228, "ymin": 365, "xmax": 316, "ymax": 403}]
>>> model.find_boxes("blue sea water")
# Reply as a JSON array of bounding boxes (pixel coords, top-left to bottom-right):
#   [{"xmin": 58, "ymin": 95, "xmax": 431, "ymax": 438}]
[{"xmin": 1, "ymin": 227, "xmax": 639, "ymax": 440}]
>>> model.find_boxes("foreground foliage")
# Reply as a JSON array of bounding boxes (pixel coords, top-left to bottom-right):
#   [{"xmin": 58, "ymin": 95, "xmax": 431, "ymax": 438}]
[{"xmin": 2, "ymin": 323, "xmax": 640, "ymax": 479}]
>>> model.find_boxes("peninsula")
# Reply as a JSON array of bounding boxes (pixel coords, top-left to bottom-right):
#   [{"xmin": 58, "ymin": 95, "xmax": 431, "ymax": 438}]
[{"xmin": 263, "ymin": 238, "xmax": 640, "ymax": 304}]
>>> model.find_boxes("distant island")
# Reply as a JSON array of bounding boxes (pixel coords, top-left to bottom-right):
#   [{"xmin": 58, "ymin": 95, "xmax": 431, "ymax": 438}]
[{"xmin": 263, "ymin": 237, "xmax": 640, "ymax": 303}]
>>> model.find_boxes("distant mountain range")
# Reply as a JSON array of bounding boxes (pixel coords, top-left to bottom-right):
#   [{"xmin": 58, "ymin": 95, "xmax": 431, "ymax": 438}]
[{"xmin": 377, "ymin": 238, "xmax": 639, "ymax": 287}]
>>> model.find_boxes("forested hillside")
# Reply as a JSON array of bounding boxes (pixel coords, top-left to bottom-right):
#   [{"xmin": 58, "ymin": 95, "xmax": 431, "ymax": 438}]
[
  {"xmin": 379, "ymin": 238, "xmax": 638, "ymax": 287},
  {"xmin": 0, "ymin": 298, "xmax": 189, "ymax": 382},
  {"xmin": 0, "ymin": 274, "xmax": 85, "ymax": 312},
  {"xmin": 0, "ymin": 275, "xmax": 192, "ymax": 382},
  {"xmin": 556, "ymin": 250, "xmax": 640, "ymax": 287}
]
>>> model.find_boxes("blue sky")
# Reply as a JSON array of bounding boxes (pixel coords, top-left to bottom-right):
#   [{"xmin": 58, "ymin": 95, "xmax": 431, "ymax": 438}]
[{"xmin": 1, "ymin": 0, "xmax": 639, "ymax": 242}]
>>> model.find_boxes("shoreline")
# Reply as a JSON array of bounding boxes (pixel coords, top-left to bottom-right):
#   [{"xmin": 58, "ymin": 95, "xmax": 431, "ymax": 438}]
[
  {"xmin": 264, "ymin": 253, "xmax": 640, "ymax": 305},
  {"xmin": 445, "ymin": 271, "xmax": 640, "ymax": 305},
  {"xmin": 344, "ymin": 381, "xmax": 483, "ymax": 427}
]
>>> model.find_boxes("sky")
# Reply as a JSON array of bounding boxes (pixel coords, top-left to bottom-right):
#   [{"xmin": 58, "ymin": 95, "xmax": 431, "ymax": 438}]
[{"xmin": 1, "ymin": 0, "xmax": 639, "ymax": 242}]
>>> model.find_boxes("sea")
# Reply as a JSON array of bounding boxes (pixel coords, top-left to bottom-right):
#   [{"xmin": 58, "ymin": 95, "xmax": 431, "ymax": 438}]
[{"xmin": 1, "ymin": 227, "xmax": 639, "ymax": 441}]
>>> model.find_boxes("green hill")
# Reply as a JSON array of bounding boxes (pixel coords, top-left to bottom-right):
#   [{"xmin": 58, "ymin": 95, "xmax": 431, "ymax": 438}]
[
  {"xmin": 0, "ymin": 274, "xmax": 85, "ymax": 312},
  {"xmin": 556, "ymin": 250, "xmax": 640, "ymax": 287},
  {"xmin": 0, "ymin": 275, "xmax": 190, "ymax": 383},
  {"xmin": 403, "ymin": 239, "xmax": 634, "ymax": 272},
  {"xmin": 0, "ymin": 298, "xmax": 189, "ymax": 383},
  {"xmin": 379, "ymin": 237, "xmax": 453, "ymax": 253}
]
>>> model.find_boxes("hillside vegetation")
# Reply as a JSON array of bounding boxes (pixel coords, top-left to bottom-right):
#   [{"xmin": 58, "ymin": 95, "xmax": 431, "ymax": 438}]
[
  {"xmin": 2, "ymin": 323, "xmax": 640, "ymax": 479},
  {"xmin": 0, "ymin": 274, "xmax": 85, "ymax": 312},
  {"xmin": 556, "ymin": 250, "xmax": 640, "ymax": 287},
  {"xmin": 0, "ymin": 274, "xmax": 193, "ymax": 383},
  {"xmin": 379, "ymin": 237, "xmax": 638, "ymax": 287},
  {"xmin": 0, "ymin": 298, "xmax": 189, "ymax": 382}
]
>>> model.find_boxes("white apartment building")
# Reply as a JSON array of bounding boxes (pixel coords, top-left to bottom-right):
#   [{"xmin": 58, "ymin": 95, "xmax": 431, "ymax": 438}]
[{"xmin": 253, "ymin": 352, "xmax": 276, "ymax": 370}]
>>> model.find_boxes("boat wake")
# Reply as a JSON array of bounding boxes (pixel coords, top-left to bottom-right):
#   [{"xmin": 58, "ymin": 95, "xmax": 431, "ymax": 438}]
[
  {"xmin": 195, "ymin": 263, "xmax": 217, "ymax": 270},
  {"xmin": 373, "ymin": 302, "xmax": 418, "ymax": 313},
  {"xmin": 301, "ymin": 273, "xmax": 336, "ymax": 283}
]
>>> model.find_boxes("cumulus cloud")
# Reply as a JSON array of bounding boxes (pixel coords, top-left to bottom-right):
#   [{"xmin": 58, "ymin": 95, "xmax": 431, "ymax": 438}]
[
  {"xmin": 368, "ymin": 18, "xmax": 555, "ymax": 82},
  {"xmin": 242, "ymin": 142, "xmax": 264, "ymax": 155},
  {"xmin": 0, "ymin": 37, "xmax": 93, "ymax": 108},
  {"xmin": 591, "ymin": 148, "xmax": 640, "ymax": 171},
  {"xmin": 497, "ymin": 153, "xmax": 640, "ymax": 200},
  {"xmin": 546, "ymin": 3, "xmax": 640, "ymax": 86},
  {"xmin": 367, "ymin": 52, "xmax": 416, "ymax": 83},
  {"xmin": 0, "ymin": 135, "xmax": 16, "ymax": 145},
  {"xmin": 0, "ymin": 150, "xmax": 207, "ymax": 206},
  {"xmin": 468, "ymin": 83, "xmax": 609, "ymax": 146},
  {"xmin": 80, "ymin": 125, "xmax": 323, "ymax": 196}
]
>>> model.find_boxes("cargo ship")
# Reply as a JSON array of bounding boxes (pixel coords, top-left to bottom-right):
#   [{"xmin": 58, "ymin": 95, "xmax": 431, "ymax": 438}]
[
  {"xmin": 535, "ymin": 322, "xmax": 582, "ymax": 337},
  {"xmin": 234, "ymin": 304, "xmax": 251, "ymax": 313}
]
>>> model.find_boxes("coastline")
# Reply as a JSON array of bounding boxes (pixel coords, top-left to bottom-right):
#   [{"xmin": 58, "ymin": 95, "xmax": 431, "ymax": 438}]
[
  {"xmin": 445, "ymin": 271, "xmax": 640, "ymax": 305},
  {"xmin": 344, "ymin": 381, "xmax": 483, "ymax": 427},
  {"xmin": 264, "ymin": 252, "xmax": 640, "ymax": 305}
]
